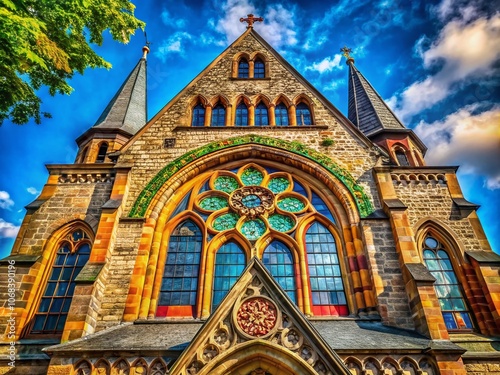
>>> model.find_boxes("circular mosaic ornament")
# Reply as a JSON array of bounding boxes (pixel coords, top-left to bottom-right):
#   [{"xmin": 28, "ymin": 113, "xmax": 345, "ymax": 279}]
[
  {"xmin": 214, "ymin": 176, "xmax": 239, "ymax": 193},
  {"xmin": 230, "ymin": 186, "xmax": 274, "ymax": 218},
  {"xmin": 268, "ymin": 214, "xmax": 295, "ymax": 232},
  {"xmin": 240, "ymin": 219, "xmax": 266, "ymax": 240},
  {"xmin": 199, "ymin": 196, "xmax": 228, "ymax": 211},
  {"xmin": 213, "ymin": 213, "xmax": 240, "ymax": 231},
  {"xmin": 277, "ymin": 196, "xmax": 306, "ymax": 213},
  {"xmin": 267, "ymin": 177, "xmax": 290, "ymax": 194},
  {"xmin": 236, "ymin": 297, "xmax": 278, "ymax": 337},
  {"xmin": 241, "ymin": 168, "xmax": 264, "ymax": 186}
]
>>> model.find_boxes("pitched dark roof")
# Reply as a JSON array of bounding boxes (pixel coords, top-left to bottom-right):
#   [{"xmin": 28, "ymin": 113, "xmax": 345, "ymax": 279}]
[
  {"xmin": 347, "ymin": 61, "xmax": 406, "ymax": 136},
  {"xmin": 92, "ymin": 57, "xmax": 147, "ymax": 136}
]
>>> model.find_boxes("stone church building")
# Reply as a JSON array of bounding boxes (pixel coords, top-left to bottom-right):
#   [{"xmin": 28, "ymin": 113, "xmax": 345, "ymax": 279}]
[{"xmin": 1, "ymin": 18, "xmax": 499, "ymax": 375}]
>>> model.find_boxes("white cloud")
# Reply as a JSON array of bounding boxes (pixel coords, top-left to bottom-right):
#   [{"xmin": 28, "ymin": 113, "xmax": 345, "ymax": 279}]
[
  {"xmin": 27, "ymin": 187, "xmax": 39, "ymax": 195},
  {"xmin": 0, "ymin": 219, "xmax": 19, "ymax": 238},
  {"xmin": 161, "ymin": 9, "xmax": 187, "ymax": 28},
  {"xmin": 415, "ymin": 105, "xmax": 500, "ymax": 190},
  {"xmin": 392, "ymin": 12, "xmax": 500, "ymax": 122},
  {"xmin": 0, "ymin": 191, "xmax": 14, "ymax": 210},
  {"xmin": 306, "ymin": 54, "xmax": 342, "ymax": 73},
  {"xmin": 154, "ymin": 32, "xmax": 193, "ymax": 61}
]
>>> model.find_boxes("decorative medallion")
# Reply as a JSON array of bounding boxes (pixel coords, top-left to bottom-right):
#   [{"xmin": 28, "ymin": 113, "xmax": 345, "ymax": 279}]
[
  {"xmin": 267, "ymin": 177, "xmax": 290, "ymax": 194},
  {"xmin": 230, "ymin": 186, "xmax": 274, "ymax": 218},
  {"xmin": 240, "ymin": 219, "xmax": 266, "ymax": 240},
  {"xmin": 236, "ymin": 297, "xmax": 278, "ymax": 337},
  {"xmin": 277, "ymin": 196, "xmax": 306, "ymax": 213},
  {"xmin": 199, "ymin": 196, "xmax": 228, "ymax": 211},
  {"xmin": 268, "ymin": 214, "xmax": 295, "ymax": 232},
  {"xmin": 213, "ymin": 213, "xmax": 240, "ymax": 231},
  {"xmin": 214, "ymin": 176, "xmax": 239, "ymax": 193}
]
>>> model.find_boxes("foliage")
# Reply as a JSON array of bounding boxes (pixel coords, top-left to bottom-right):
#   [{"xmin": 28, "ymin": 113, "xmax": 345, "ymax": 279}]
[
  {"xmin": 321, "ymin": 138, "xmax": 335, "ymax": 146},
  {"xmin": 0, "ymin": 0, "xmax": 144, "ymax": 125}
]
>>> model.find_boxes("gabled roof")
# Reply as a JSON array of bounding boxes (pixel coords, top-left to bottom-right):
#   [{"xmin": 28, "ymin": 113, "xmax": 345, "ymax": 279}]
[{"xmin": 347, "ymin": 60, "xmax": 406, "ymax": 136}]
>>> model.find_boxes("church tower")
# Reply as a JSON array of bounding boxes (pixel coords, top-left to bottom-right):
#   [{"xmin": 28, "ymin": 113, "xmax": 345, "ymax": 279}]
[{"xmin": 1, "ymin": 15, "xmax": 499, "ymax": 375}]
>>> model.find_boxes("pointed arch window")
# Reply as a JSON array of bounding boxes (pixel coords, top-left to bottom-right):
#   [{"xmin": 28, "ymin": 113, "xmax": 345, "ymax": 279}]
[
  {"xmin": 296, "ymin": 103, "xmax": 312, "ymax": 125},
  {"xmin": 211, "ymin": 103, "xmax": 226, "ymax": 127},
  {"xmin": 423, "ymin": 235, "xmax": 474, "ymax": 330},
  {"xmin": 235, "ymin": 103, "xmax": 249, "ymax": 126},
  {"xmin": 212, "ymin": 242, "xmax": 246, "ymax": 311},
  {"xmin": 306, "ymin": 222, "xmax": 347, "ymax": 316},
  {"xmin": 275, "ymin": 103, "xmax": 289, "ymax": 126},
  {"xmin": 255, "ymin": 103, "xmax": 269, "ymax": 126},
  {"xmin": 254, "ymin": 59, "xmax": 265, "ymax": 78},
  {"xmin": 238, "ymin": 59, "xmax": 249, "ymax": 78},
  {"xmin": 192, "ymin": 103, "xmax": 205, "ymax": 127},
  {"xmin": 395, "ymin": 149, "xmax": 410, "ymax": 166},
  {"xmin": 157, "ymin": 220, "xmax": 202, "ymax": 317},
  {"xmin": 96, "ymin": 142, "xmax": 108, "ymax": 163},
  {"xmin": 263, "ymin": 241, "xmax": 296, "ymax": 303},
  {"xmin": 31, "ymin": 228, "xmax": 91, "ymax": 334}
]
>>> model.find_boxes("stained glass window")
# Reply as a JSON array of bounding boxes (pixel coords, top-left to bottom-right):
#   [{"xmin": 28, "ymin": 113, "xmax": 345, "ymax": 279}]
[
  {"xmin": 158, "ymin": 221, "xmax": 202, "ymax": 314},
  {"xmin": 311, "ymin": 192, "xmax": 336, "ymax": 223},
  {"xmin": 254, "ymin": 59, "xmax": 265, "ymax": 78},
  {"xmin": 275, "ymin": 103, "xmax": 289, "ymax": 126},
  {"xmin": 192, "ymin": 104, "xmax": 205, "ymax": 127},
  {"xmin": 255, "ymin": 103, "xmax": 269, "ymax": 126},
  {"xmin": 199, "ymin": 196, "xmax": 228, "ymax": 211},
  {"xmin": 306, "ymin": 222, "xmax": 347, "ymax": 316},
  {"xmin": 214, "ymin": 176, "xmax": 239, "ymax": 193},
  {"xmin": 241, "ymin": 219, "xmax": 266, "ymax": 240},
  {"xmin": 267, "ymin": 177, "xmax": 290, "ymax": 194},
  {"xmin": 423, "ymin": 236, "xmax": 473, "ymax": 330},
  {"xmin": 395, "ymin": 149, "xmax": 410, "ymax": 166},
  {"xmin": 236, "ymin": 103, "xmax": 249, "ymax": 126},
  {"xmin": 212, "ymin": 243, "xmax": 246, "ymax": 311},
  {"xmin": 241, "ymin": 168, "xmax": 264, "ymax": 186},
  {"xmin": 31, "ymin": 229, "xmax": 91, "ymax": 334},
  {"xmin": 96, "ymin": 142, "xmax": 108, "ymax": 163},
  {"xmin": 277, "ymin": 197, "xmax": 305, "ymax": 212},
  {"xmin": 238, "ymin": 59, "xmax": 249, "ymax": 78},
  {"xmin": 263, "ymin": 241, "xmax": 296, "ymax": 302},
  {"xmin": 213, "ymin": 213, "xmax": 240, "ymax": 231},
  {"xmin": 211, "ymin": 104, "xmax": 226, "ymax": 127},
  {"xmin": 296, "ymin": 103, "xmax": 312, "ymax": 125},
  {"xmin": 268, "ymin": 214, "xmax": 295, "ymax": 232}
]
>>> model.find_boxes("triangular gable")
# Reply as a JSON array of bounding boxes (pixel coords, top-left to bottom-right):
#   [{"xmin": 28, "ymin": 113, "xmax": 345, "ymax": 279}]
[
  {"xmin": 168, "ymin": 257, "xmax": 351, "ymax": 375},
  {"xmin": 118, "ymin": 28, "xmax": 375, "ymax": 155}
]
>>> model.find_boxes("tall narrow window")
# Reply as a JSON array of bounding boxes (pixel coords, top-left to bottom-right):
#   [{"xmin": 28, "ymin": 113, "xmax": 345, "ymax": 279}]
[
  {"xmin": 296, "ymin": 103, "xmax": 312, "ymax": 125},
  {"xmin": 96, "ymin": 142, "xmax": 108, "ymax": 163},
  {"xmin": 255, "ymin": 103, "xmax": 269, "ymax": 126},
  {"xmin": 254, "ymin": 59, "xmax": 265, "ymax": 78},
  {"xmin": 235, "ymin": 103, "xmax": 249, "ymax": 126},
  {"xmin": 212, "ymin": 242, "xmax": 246, "ymax": 311},
  {"xmin": 31, "ymin": 228, "xmax": 91, "ymax": 334},
  {"xmin": 423, "ymin": 235, "xmax": 474, "ymax": 330},
  {"xmin": 157, "ymin": 220, "xmax": 202, "ymax": 317},
  {"xmin": 263, "ymin": 241, "xmax": 296, "ymax": 303},
  {"xmin": 306, "ymin": 222, "xmax": 347, "ymax": 316},
  {"xmin": 238, "ymin": 59, "xmax": 249, "ymax": 78},
  {"xmin": 275, "ymin": 103, "xmax": 289, "ymax": 126},
  {"xmin": 192, "ymin": 103, "xmax": 205, "ymax": 127},
  {"xmin": 211, "ymin": 103, "xmax": 226, "ymax": 127},
  {"xmin": 395, "ymin": 149, "xmax": 410, "ymax": 166}
]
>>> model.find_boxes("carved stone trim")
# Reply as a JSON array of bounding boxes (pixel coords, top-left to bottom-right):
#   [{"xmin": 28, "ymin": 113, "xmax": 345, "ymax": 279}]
[
  {"xmin": 229, "ymin": 186, "xmax": 274, "ymax": 218},
  {"xmin": 58, "ymin": 173, "xmax": 115, "ymax": 184},
  {"xmin": 235, "ymin": 296, "xmax": 279, "ymax": 338}
]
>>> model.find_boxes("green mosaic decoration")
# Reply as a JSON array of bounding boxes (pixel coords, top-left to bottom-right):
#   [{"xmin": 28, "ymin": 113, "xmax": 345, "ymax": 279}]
[
  {"xmin": 268, "ymin": 214, "xmax": 295, "ymax": 232},
  {"xmin": 214, "ymin": 176, "xmax": 239, "ymax": 194},
  {"xmin": 241, "ymin": 168, "xmax": 264, "ymax": 186},
  {"xmin": 129, "ymin": 135, "xmax": 374, "ymax": 218},
  {"xmin": 267, "ymin": 177, "xmax": 290, "ymax": 194},
  {"xmin": 199, "ymin": 196, "xmax": 228, "ymax": 211},
  {"xmin": 240, "ymin": 219, "xmax": 266, "ymax": 240},
  {"xmin": 213, "ymin": 213, "xmax": 240, "ymax": 231},
  {"xmin": 277, "ymin": 197, "xmax": 305, "ymax": 212}
]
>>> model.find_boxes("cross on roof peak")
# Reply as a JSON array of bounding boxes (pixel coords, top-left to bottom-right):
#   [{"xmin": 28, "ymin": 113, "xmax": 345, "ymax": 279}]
[{"xmin": 240, "ymin": 14, "xmax": 264, "ymax": 29}]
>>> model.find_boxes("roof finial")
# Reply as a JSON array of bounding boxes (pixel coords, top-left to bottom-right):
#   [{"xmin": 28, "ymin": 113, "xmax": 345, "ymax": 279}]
[
  {"xmin": 142, "ymin": 31, "xmax": 151, "ymax": 60},
  {"xmin": 240, "ymin": 14, "xmax": 264, "ymax": 29},
  {"xmin": 340, "ymin": 46, "xmax": 355, "ymax": 65}
]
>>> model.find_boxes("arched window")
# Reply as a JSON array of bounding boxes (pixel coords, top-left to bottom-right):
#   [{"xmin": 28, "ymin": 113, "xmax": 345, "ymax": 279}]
[
  {"xmin": 31, "ymin": 228, "xmax": 91, "ymax": 334},
  {"xmin": 96, "ymin": 142, "xmax": 108, "ymax": 163},
  {"xmin": 423, "ymin": 235, "xmax": 474, "ymax": 330},
  {"xmin": 296, "ymin": 103, "xmax": 312, "ymax": 125},
  {"xmin": 275, "ymin": 103, "xmax": 289, "ymax": 126},
  {"xmin": 255, "ymin": 103, "xmax": 269, "ymax": 126},
  {"xmin": 254, "ymin": 59, "xmax": 265, "ymax": 78},
  {"xmin": 395, "ymin": 149, "xmax": 410, "ymax": 166},
  {"xmin": 192, "ymin": 103, "xmax": 205, "ymax": 127},
  {"xmin": 211, "ymin": 103, "xmax": 226, "ymax": 127},
  {"xmin": 212, "ymin": 242, "xmax": 246, "ymax": 311},
  {"xmin": 263, "ymin": 241, "xmax": 296, "ymax": 302},
  {"xmin": 235, "ymin": 102, "xmax": 249, "ymax": 126},
  {"xmin": 238, "ymin": 59, "xmax": 249, "ymax": 78},
  {"xmin": 157, "ymin": 220, "xmax": 202, "ymax": 317},
  {"xmin": 306, "ymin": 222, "xmax": 347, "ymax": 316}
]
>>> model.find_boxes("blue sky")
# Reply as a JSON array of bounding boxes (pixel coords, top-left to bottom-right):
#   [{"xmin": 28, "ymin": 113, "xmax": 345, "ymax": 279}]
[{"xmin": 0, "ymin": 0, "xmax": 499, "ymax": 257}]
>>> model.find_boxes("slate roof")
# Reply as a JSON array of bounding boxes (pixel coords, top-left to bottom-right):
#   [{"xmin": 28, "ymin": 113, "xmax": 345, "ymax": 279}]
[
  {"xmin": 347, "ymin": 61, "xmax": 406, "ymax": 136},
  {"xmin": 92, "ymin": 57, "xmax": 147, "ymax": 136}
]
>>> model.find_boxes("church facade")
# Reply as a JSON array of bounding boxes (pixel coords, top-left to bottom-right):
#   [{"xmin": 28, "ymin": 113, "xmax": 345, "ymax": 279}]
[{"xmin": 1, "ymin": 20, "xmax": 499, "ymax": 375}]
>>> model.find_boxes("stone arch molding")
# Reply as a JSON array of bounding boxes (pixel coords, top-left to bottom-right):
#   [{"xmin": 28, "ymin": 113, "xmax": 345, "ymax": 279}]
[{"xmin": 129, "ymin": 135, "xmax": 374, "ymax": 219}]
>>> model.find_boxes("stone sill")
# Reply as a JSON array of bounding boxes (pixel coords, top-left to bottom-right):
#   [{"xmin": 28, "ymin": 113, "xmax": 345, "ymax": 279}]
[{"xmin": 173, "ymin": 125, "xmax": 329, "ymax": 131}]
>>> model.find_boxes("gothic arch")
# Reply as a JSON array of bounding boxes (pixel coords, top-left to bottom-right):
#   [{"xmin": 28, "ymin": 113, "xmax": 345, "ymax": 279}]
[
  {"xmin": 233, "ymin": 94, "xmax": 253, "ymax": 107},
  {"xmin": 272, "ymin": 94, "xmax": 292, "ymax": 107},
  {"xmin": 130, "ymin": 358, "xmax": 148, "ymax": 375},
  {"xmin": 253, "ymin": 94, "xmax": 272, "ymax": 107},
  {"xmin": 94, "ymin": 358, "xmax": 111, "ymax": 375},
  {"xmin": 209, "ymin": 94, "xmax": 231, "ymax": 108},
  {"xmin": 292, "ymin": 93, "xmax": 314, "ymax": 106},
  {"xmin": 73, "ymin": 359, "xmax": 92, "ymax": 375}
]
